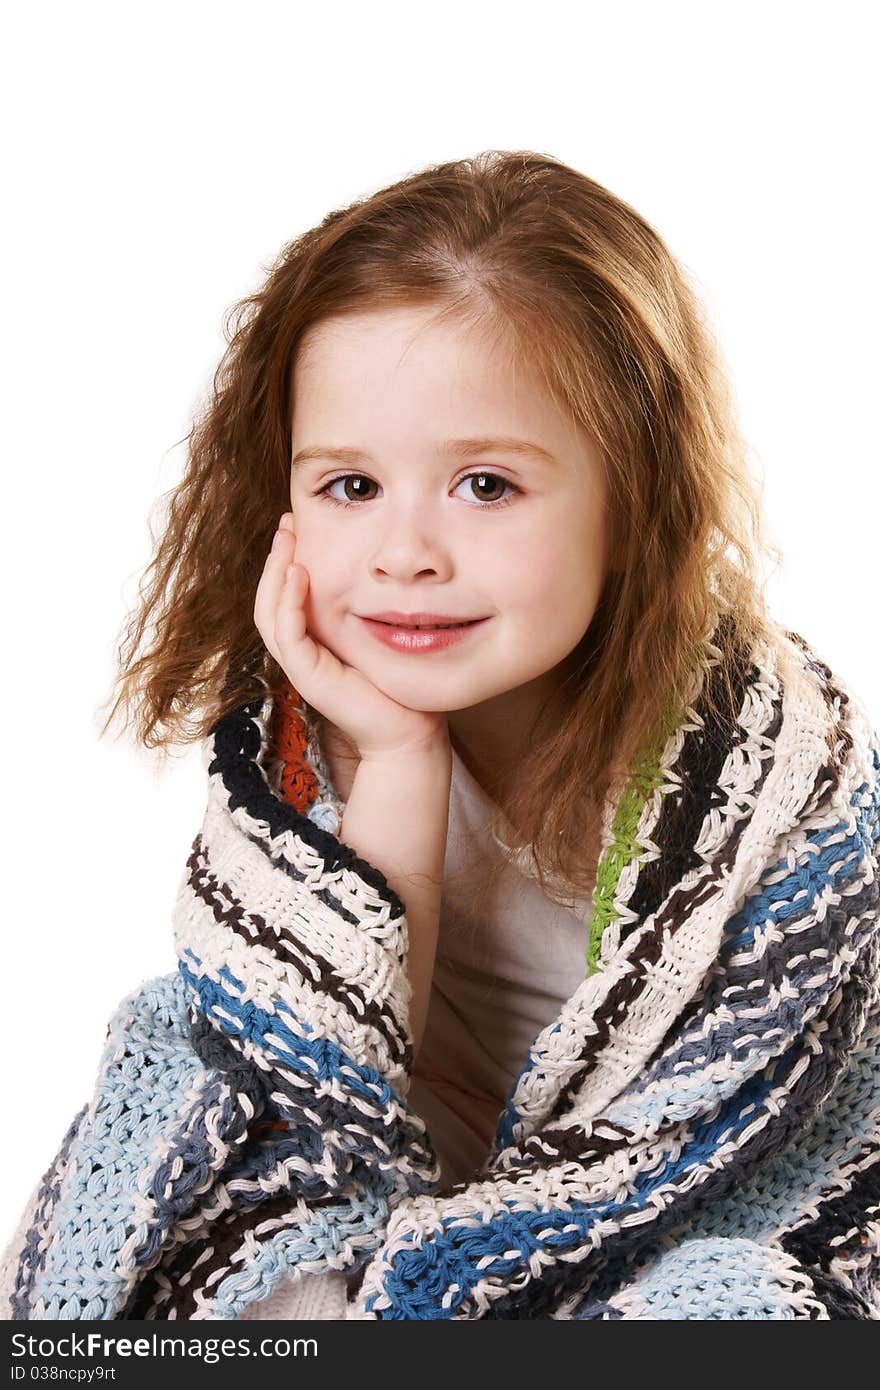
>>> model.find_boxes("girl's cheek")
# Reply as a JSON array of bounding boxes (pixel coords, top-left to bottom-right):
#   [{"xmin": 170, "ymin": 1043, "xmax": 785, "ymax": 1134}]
[
  {"xmin": 286, "ymin": 529, "xmax": 322, "ymax": 573},
  {"xmin": 497, "ymin": 552, "xmax": 554, "ymax": 601},
  {"xmin": 301, "ymin": 577, "xmax": 344, "ymax": 637}
]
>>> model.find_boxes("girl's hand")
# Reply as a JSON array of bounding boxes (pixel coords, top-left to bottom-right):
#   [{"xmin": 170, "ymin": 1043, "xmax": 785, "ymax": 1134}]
[{"xmin": 254, "ymin": 513, "xmax": 451, "ymax": 762}]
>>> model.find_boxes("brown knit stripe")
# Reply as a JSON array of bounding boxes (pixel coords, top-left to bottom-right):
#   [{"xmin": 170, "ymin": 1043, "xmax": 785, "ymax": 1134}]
[
  {"xmin": 122, "ymin": 1048, "xmax": 436, "ymax": 1316},
  {"xmin": 539, "ymin": 828, "xmax": 753, "ymax": 1131},
  {"xmin": 150, "ymin": 1054, "xmax": 447, "ymax": 1319},
  {"xmin": 184, "ymin": 833, "xmax": 410, "ymax": 1069},
  {"xmin": 158, "ymin": 1112, "xmax": 437, "ymax": 1319},
  {"xmin": 124, "ymin": 1188, "xmax": 344, "ymax": 1319},
  {"xmin": 616, "ymin": 618, "xmax": 759, "ymax": 937},
  {"xmin": 785, "ymin": 628, "xmax": 853, "ymax": 812},
  {"xmin": 538, "ymin": 645, "xmax": 776, "ymax": 1122},
  {"xmin": 501, "ymin": 640, "xmax": 866, "ymax": 1170},
  {"xmin": 135, "ymin": 1117, "xmax": 435, "ymax": 1320}
]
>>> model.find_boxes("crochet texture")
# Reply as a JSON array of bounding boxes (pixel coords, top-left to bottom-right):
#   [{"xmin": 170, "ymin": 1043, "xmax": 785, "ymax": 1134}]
[{"xmin": 2, "ymin": 612, "xmax": 879, "ymax": 1320}]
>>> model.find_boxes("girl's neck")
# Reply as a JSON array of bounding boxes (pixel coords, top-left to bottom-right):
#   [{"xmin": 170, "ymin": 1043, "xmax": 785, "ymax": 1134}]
[
  {"xmin": 447, "ymin": 663, "xmax": 572, "ymax": 833},
  {"xmin": 318, "ymin": 658, "xmax": 577, "ymax": 832}
]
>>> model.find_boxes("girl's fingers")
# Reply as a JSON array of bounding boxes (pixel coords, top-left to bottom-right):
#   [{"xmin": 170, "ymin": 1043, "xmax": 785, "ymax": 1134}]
[
  {"xmin": 253, "ymin": 524, "xmax": 297, "ymax": 666},
  {"xmin": 255, "ymin": 528, "xmax": 342, "ymax": 716},
  {"xmin": 273, "ymin": 562, "xmax": 344, "ymax": 705},
  {"xmin": 255, "ymin": 516, "xmax": 376, "ymax": 741},
  {"xmin": 253, "ymin": 516, "xmax": 447, "ymax": 759}
]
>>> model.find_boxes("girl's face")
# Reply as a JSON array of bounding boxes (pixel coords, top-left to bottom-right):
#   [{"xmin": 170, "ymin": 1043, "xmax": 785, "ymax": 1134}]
[{"xmin": 289, "ymin": 305, "xmax": 609, "ymax": 717}]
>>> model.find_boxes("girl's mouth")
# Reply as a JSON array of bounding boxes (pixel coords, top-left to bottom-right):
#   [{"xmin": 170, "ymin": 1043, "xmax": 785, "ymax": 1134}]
[{"xmin": 357, "ymin": 616, "xmax": 490, "ymax": 652}]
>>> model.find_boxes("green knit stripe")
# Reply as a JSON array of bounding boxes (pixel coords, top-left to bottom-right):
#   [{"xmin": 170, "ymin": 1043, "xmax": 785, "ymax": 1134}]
[{"xmin": 585, "ymin": 699, "xmax": 686, "ymax": 976}]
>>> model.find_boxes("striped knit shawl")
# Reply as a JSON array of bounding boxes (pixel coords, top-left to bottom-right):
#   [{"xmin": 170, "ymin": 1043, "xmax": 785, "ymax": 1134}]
[{"xmin": 6, "ymin": 615, "xmax": 880, "ymax": 1319}]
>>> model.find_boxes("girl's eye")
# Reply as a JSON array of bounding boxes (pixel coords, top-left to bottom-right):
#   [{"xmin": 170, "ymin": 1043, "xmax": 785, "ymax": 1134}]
[{"xmin": 315, "ymin": 471, "xmax": 520, "ymax": 510}]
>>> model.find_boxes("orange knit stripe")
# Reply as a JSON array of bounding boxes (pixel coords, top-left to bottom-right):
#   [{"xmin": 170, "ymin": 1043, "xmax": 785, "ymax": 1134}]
[{"xmin": 269, "ymin": 679, "xmax": 319, "ymax": 813}]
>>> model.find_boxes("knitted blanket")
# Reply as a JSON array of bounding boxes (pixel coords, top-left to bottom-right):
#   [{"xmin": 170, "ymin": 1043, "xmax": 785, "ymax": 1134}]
[{"xmin": 3, "ymin": 615, "xmax": 879, "ymax": 1320}]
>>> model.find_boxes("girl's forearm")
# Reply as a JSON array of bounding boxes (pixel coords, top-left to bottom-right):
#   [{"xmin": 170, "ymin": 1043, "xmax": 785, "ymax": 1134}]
[{"xmin": 338, "ymin": 743, "xmax": 452, "ymax": 1061}]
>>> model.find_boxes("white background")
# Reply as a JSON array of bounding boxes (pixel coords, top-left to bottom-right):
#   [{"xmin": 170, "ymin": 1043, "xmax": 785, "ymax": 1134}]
[{"xmin": 2, "ymin": 0, "xmax": 877, "ymax": 1244}]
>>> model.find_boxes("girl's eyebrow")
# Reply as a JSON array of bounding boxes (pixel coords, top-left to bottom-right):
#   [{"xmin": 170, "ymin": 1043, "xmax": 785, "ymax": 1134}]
[{"xmin": 291, "ymin": 436, "xmax": 559, "ymax": 468}]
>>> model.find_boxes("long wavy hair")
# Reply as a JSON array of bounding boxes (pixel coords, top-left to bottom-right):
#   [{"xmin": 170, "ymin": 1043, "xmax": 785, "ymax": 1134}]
[{"xmin": 97, "ymin": 149, "xmax": 783, "ymax": 902}]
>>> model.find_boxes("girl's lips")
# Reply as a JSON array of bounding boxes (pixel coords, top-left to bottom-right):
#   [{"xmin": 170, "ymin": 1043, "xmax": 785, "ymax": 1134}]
[{"xmin": 357, "ymin": 616, "xmax": 490, "ymax": 652}]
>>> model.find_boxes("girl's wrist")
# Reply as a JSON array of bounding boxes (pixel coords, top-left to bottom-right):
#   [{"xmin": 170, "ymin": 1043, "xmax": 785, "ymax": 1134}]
[{"xmin": 359, "ymin": 736, "xmax": 452, "ymax": 767}]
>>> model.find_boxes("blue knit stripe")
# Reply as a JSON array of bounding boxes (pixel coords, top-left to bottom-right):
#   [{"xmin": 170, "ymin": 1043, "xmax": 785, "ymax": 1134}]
[
  {"xmin": 10, "ymin": 1104, "xmax": 89, "ymax": 1320},
  {"xmin": 205, "ymin": 1188, "xmax": 393, "ymax": 1316},
  {"xmin": 630, "ymin": 776, "xmax": 880, "ymax": 1097},
  {"xmin": 177, "ymin": 956, "xmax": 410, "ymax": 1122},
  {"xmin": 682, "ymin": 1023, "xmax": 880, "ymax": 1244},
  {"xmin": 494, "ymin": 774, "xmax": 878, "ymax": 1157},
  {"xmin": 365, "ymin": 1067, "xmax": 785, "ymax": 1318},
  {"xmin": 593, "ymin": 1238, "xmax": 811, "ymax": 1319},
  {"xmin": 29, "ymin": 973, "xmax": 208, "ymax": 1320},
  {"xmin": 605, "ymin": 805, "xmax": 880, "ymax": 1131}
]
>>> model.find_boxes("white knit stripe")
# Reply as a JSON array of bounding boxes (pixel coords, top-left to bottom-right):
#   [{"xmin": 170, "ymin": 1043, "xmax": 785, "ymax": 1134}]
[
  {"xmin": 113, "ymin": 1074, "xmax": 259, "ymax": 1289},
  {"xmin": 235, "ymin": 1269, "xmax": 350, "ymax": 1320},
  {"xmin": 204, "ymin": 733, "xmax": 406, "ymax": 953},
  {"xmin": 0, "ymin": 1173, "xmax": 46, "ymax": 1320},
  {"xmin": 603, "ymin": 1289, "xmax": 651, "ymax": 1318},
  {"xmin": 203, "ymin": 764, "xmax": 406, "ymax": 950},
  {"xmin": 598, "ymin": 866, "xmax": 880, "ymax": 1138},
  {"xmin": 182, "ymin": 778, "xmax": 411, "ymax": 1017},
  {"xmin": 553, "ymin": 629, "xmax": 846, "ymax": 1129},
  {"xmin": 502, "ymin": 631, "xmax": 785, "ymax": 1142},
  {"xmin": 176, "ymin": 858, "xmax": 411, "ymax": 1090},
  {"xmin": 566, "ymin": 633, "xmax": 778, "ymax": 1047},
  {"xmin": 351, "ymin": 983, "xmax": 854, "ymax": 1318}
]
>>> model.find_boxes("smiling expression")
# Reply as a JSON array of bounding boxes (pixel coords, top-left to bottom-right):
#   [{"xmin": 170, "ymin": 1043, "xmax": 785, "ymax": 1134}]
[{"xmin": 288, "ymin": 304, "xmax": 610, "ymax": 716}]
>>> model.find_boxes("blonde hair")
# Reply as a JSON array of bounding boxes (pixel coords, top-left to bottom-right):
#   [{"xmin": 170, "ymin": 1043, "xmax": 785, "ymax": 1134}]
[{"xmin": 97, "ymin": 149, "xmax": 783, "ymax": 901}]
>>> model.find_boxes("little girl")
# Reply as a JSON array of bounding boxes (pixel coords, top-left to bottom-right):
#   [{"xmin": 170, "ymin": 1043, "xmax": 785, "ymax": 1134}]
[{"xmin": 3, "ymin": 151, "xmax": 879, "ymax": 1322}]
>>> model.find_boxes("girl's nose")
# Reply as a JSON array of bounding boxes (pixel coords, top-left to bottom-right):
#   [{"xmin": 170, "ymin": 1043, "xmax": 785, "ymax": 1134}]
[{"xmin": 363, "ymin": 502, "xmax": 447, "ymax": 571}]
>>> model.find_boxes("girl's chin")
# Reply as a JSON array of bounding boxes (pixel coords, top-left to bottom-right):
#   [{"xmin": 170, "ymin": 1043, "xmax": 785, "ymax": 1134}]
[
  {"xmin": 373, "ymin": 686, "xmax": 460, "ymax": 714},
  {"xmin": 364, "ymin": 668, "xmax": 481, "ymax": 713}
]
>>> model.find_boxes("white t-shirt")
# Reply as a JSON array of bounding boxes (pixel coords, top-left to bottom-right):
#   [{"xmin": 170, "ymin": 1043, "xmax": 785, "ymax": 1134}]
[
  {"xmin": 240, "ymin": 743, "xmax": 592, "ymax": 1319},
  {"xmin": 407, "ymin": 742, "xmax": 593, "ymax": 1188}
]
